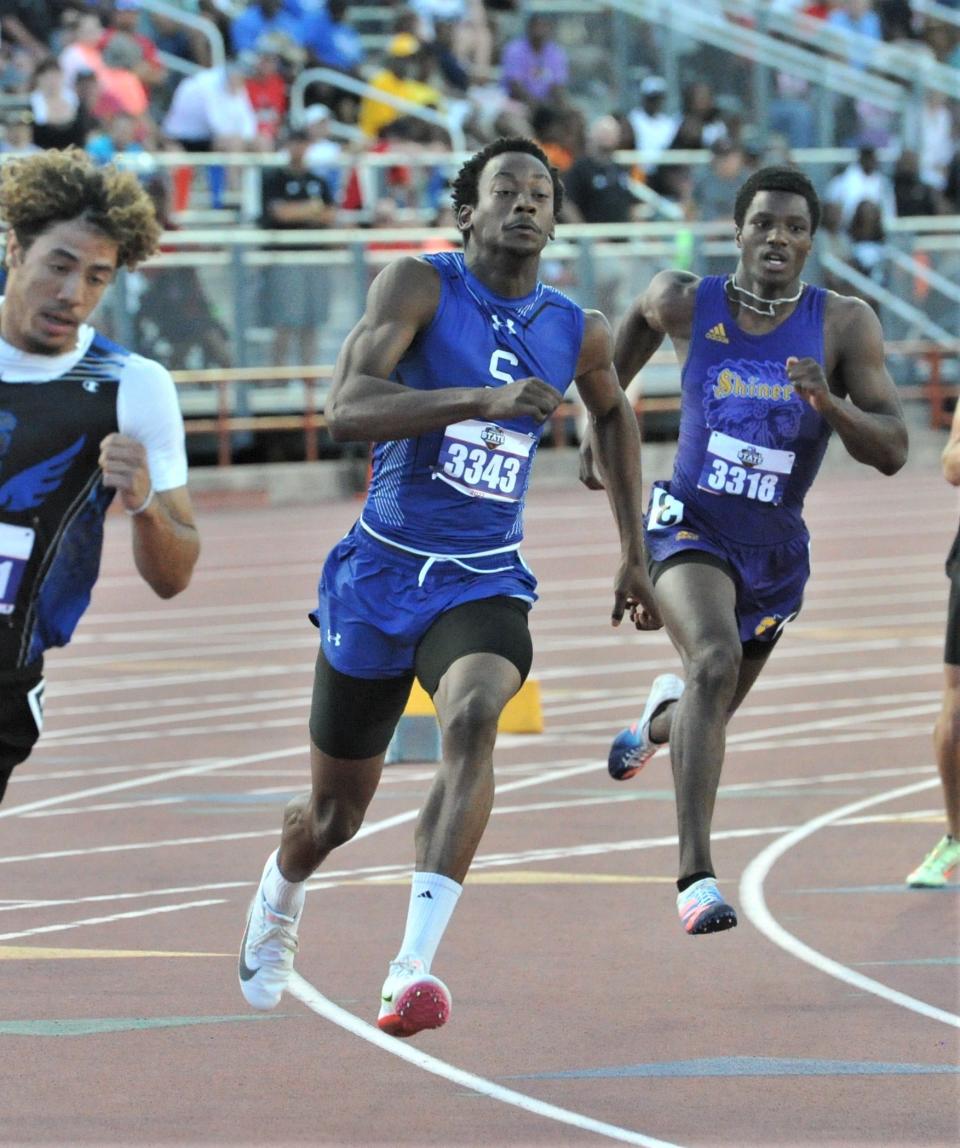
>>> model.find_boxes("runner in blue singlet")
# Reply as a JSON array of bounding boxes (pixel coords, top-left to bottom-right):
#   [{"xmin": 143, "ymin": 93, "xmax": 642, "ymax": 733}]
[
  {"xmin": 584, "ymin": 165, "xmax": 908, "ymax": 935},
  {"xmin": 239, "ymin": 138, "xmax": 662, "ymax": 1035}
]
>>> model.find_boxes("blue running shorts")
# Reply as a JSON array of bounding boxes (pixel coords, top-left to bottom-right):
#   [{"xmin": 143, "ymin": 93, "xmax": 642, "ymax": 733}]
[{"xmin": 312, "ymin": 522, "xmax": 538, "ymax": 679}]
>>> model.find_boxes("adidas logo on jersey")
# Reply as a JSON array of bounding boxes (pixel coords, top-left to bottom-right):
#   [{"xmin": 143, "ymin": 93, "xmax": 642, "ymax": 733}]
[{"xmin": 705, "ymin": 323, "xmax": 729, "ymax": 343}]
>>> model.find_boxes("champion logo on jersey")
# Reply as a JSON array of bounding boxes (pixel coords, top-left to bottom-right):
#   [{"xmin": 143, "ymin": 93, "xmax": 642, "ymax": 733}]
[{"xmin": 705, "ymin": 322, "xmax": 729, "ymax": 343}]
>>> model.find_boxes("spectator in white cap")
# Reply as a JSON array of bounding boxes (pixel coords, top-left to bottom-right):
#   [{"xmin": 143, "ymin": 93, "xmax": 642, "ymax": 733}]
[
  {"xmin": 627, "ymin": 75, "xmax": 679, "ymax": 188},
  {"xmin": 302, "ymin": 103, "xmax": 342, "ymax": 199}
]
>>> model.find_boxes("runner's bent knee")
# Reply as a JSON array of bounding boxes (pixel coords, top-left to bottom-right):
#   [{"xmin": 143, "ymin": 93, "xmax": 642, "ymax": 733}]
[
  {"xmin": 685, "ymin": 639, "xmax": 742, "ymax": 700},
  {"xmin": 307, "ymin": 793, "xmax": 367, "ymax": 850},
  {"xmin": 439, "ymin": 684, "xmax": 505, "ymax": 749}
]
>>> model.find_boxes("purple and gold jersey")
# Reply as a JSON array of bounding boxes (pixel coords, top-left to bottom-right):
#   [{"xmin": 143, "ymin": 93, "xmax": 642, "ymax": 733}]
[
  {"xmin": 660, "ymin": 275, "xmax": 830, "ymax": 546},
  {"xmin": 361, "ymin": 251, "xmax": 584, "ymax": 555}
]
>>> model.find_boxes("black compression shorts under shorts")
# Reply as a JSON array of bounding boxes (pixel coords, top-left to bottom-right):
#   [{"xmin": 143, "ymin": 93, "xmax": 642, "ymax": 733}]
[
  {"xmin": 945, "ymin": 529, "xmax": 960, "ymax": 667},
  {"xmin": 308, "ymin": 596, "xmax": 532, "ymax": 760}
]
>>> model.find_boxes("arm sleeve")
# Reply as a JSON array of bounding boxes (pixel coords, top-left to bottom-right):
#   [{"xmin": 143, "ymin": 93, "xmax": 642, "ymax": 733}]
[{"xmin": 116, "ymin": 356, "xmax": 189, "ymax": 491}]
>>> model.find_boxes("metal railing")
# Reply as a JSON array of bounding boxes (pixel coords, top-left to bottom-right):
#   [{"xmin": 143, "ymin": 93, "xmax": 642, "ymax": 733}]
[
  {"xmin": 288, "ymin": 67, "xmax": 467, "ymax": 152},
  {"xmin": 819, "ymin": 252, "xmax": 955, "ymax": 342},
  {"xmin": 139, "ymin": 0, "xmax": 226, "ymax": 70},
  {"xmin": 913, "ymin": 0, "xmax": 960, "ymax": 32},
  {"xmin": 94, "ymin": 214, "xmax": 960, "ymax": 463},
  {"xmin": 170, "ymin": 342, "xmax": 960, "ymax": 465},
  {"xmin": 729, "ymin": 0, "xmax": 960, "ymax": 100},
  {"xmin": 532, "ymin": 0, "xmax": 936, "ymax": 147},
  {"xmin": 582, "ymin": 0, "xmax": 908, "ymax": 105}
]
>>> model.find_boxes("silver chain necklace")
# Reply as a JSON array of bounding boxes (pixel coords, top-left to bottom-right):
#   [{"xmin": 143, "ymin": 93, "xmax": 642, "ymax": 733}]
[{"xmin": 726, "ymin": 275, "xmax": 805, "ymax": 316}]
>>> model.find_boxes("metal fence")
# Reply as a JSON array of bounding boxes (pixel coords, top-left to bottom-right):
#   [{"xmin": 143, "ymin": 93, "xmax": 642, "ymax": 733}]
[{"xmin": 91, "ymin": 215, "xmax": 960, "ymax": 463}]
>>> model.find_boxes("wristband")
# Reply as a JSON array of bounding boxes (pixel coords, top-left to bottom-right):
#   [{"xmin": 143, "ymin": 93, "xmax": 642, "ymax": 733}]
[{"xmin": 125, "ymin": 486, "xmax": 155, "ymax": 517}]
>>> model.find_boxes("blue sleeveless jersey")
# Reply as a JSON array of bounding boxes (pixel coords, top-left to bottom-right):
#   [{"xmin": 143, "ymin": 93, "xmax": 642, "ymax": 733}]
[
  {"xmin": 668, "ymin": 276, "xmax": 830, "ymax": 545},
  {"xmin": 361, "ymin": 251, "xmax": 585, "ymax": 554}
]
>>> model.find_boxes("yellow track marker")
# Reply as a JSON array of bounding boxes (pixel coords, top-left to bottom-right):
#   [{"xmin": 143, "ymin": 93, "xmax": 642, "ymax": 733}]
[
  {"xmin": 330, "ymin": 871, "xmax": 675, "ymax": 887},
  {"xmin": 0, "ymin": 946, "xmax": 229, "ymax": 960}
]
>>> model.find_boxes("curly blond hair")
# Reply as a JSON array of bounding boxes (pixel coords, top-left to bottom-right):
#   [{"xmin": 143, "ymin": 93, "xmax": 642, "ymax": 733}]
[{"xmin": 0, "ymin": 148, "xmax": 161, "ymax": 269}]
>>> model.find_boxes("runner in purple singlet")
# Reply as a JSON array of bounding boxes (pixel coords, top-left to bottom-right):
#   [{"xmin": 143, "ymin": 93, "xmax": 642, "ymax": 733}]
[{"xmin": 583, "ymin": 165, "xmax": 908, "ymax": 935}]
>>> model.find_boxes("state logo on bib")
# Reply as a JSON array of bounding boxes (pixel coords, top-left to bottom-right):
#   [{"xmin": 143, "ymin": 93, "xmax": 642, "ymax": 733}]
[{"xmin": 434, "ymin": 418, "xmax": 534, "ymax": 503}]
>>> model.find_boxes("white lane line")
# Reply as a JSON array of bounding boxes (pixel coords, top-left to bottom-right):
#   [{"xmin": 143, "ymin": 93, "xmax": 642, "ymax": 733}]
[
  {"xmin": 0, "ymin": 900, "xmax": 227, "ymax": 942},
  {"xmin": 0, "ymin": 828, "xmax": 280, "ymax": 866},
  {"xmin": 4, "ymin": 750, "xmax": 686, "ymax": 1146},
  {"xmin": 2, "ymin": 761, "xmax": 604, "ymax": 855},
  {"xmin": 544, "ymin": 688, "xmax": 940, "ymax": 721},
  {"xmin": 47, "ymin": 664, "xmax": 304, "ymax": 699},
  {"xmin": 0, "ymin": 746, "xmax": 306, "ymax": 821},
  {"xmin": 38, "ymin": 632, "xmax": 318, "ymax": 669},
  {"xmin": 535, "ymin": 653, "xmax": 941, "ymax": 684},
  {"xmin": 3, "ymin": 763, "xmax": 937, "ymax": 865},
  {"xmin": 31, "ymin": 669, "xmax": 940, "ymax": 754},
  {"xmin": 286, "ymin": 973, "xmax": 682, "ymax": 1148},
  {"xmin": 739, "ymin": 777, "xmax": 960, "ymax": 1029},
  {"xmin": 40, "ymin": 640, "xmax": 938, "ymax": 708},
  {"xmin": 272, "ymin": 757, "xmax": 690, "ymax": 1146},
  {"xmin": 38, "ymin": 697, "xmax": 309, "ymax": 741},
  {"xmin": 0, "ymin": 882, "xmax": 251, "ymax": 913}
]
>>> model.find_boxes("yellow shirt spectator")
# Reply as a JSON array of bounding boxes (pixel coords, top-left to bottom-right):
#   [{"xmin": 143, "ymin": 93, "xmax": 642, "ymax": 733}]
[{"xmin": 358, "ymin": 34, "xmax": 443, "ymax": 139}]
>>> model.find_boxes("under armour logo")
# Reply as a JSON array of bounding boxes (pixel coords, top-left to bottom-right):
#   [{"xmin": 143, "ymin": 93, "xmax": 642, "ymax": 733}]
[
  {"xmin": 326, "ymin": 629, "xmax": 341, "ymax": 646},
  {"xmin": 417, "ymin": 890, "xmax": 434, "ymax": 899},
  {"xmin": 491, "ymin": 314, "xmax": 516, "ymax": 335},
  {"xmin": 82, "ymin": 380, "xmax": 99, "ymax": 393}
]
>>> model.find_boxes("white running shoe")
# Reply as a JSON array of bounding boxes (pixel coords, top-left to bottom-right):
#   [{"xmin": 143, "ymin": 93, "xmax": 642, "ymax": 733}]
[
  {"xmin": 238, "ymin": 877, "xmax": 301, "ymax": 1011},
  {"xmin": 608, "ymin": 672, "xmax": 685, "ymax": 781},
  {"xmin": 377, "ymin": 956, "xmax": 452, "ymax": 1038}
]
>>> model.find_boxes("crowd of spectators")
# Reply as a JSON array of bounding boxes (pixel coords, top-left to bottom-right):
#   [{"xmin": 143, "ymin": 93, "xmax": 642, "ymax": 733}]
[
  {"xmin": 0, "ymin": 4, "xmax": 955, "ymax": 215},
  {"xmin": 0, "ymin": 0, "xmax": 956, "ymax": 363}
]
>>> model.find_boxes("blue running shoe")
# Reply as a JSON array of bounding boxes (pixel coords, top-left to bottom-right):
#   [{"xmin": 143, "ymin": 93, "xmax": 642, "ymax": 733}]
[
  {"xmin": 677, "ymin": 877, "xmax": 738, "ymax": 935},
  {"xmin": 608, "ymin": 673, "xmax": 685, "ymax": 781}
]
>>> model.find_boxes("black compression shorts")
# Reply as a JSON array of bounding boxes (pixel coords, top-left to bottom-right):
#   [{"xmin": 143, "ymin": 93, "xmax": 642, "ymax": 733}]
[
  {"xmin": 945, "ymin": 529, "xmax": 960, "ymax": 667},
  {"xmin": 308, "ymin": 595, "xmax": 532, "ymax": 759},
  {"xmin": 0, "ymin": 659, "xmax": 45, "ymax": 803}
]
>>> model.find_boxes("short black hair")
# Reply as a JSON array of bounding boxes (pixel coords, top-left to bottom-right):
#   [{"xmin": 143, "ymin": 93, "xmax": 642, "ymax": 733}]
[
  {"xmin": 451, "ymin": 137, "xmax": 563, "ymax": 243},
  {"xmin": 733, "ymin": 165, "xmax": 821, "ymax": 235}
]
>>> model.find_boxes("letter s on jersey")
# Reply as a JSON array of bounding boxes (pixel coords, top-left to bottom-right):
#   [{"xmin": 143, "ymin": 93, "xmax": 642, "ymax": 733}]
[{"xmin": 489, "ymin": 350, "xmax": 519, "ymax": 384}]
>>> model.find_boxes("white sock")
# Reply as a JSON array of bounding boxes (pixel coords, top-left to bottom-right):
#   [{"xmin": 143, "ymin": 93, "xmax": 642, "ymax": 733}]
[
  {"xmin": 395, "ymin": 872, "xmax": 462, "ymax": 973},
  {"xmin": 261, "ymin": 849, "xmax": 305, "ymax": 919}
]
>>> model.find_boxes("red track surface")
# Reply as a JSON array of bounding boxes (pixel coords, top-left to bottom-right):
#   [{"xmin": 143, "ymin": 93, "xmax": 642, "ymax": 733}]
[{"xmin": 2, "ymin": 462, "xmax": 958, "ymax": 1147}]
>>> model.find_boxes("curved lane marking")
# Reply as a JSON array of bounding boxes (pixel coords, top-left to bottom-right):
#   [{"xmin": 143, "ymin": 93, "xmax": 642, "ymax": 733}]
[
  {"xmin": 287, "ymin": 973, "xmax": 682, "ymax": 1148},
  {"xmin": 292, "ymin": 760, "xmax": 687, "ymax": 1147},
  {"xmin": 740, "ymin": 778, "xmax": 959, "ymax": 1029}
]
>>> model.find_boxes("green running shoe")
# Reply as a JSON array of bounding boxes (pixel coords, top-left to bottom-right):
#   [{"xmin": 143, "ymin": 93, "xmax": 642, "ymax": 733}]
[{"xmin": 906, "ymin": 834, "xmax": 960, "ymax": 888}]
